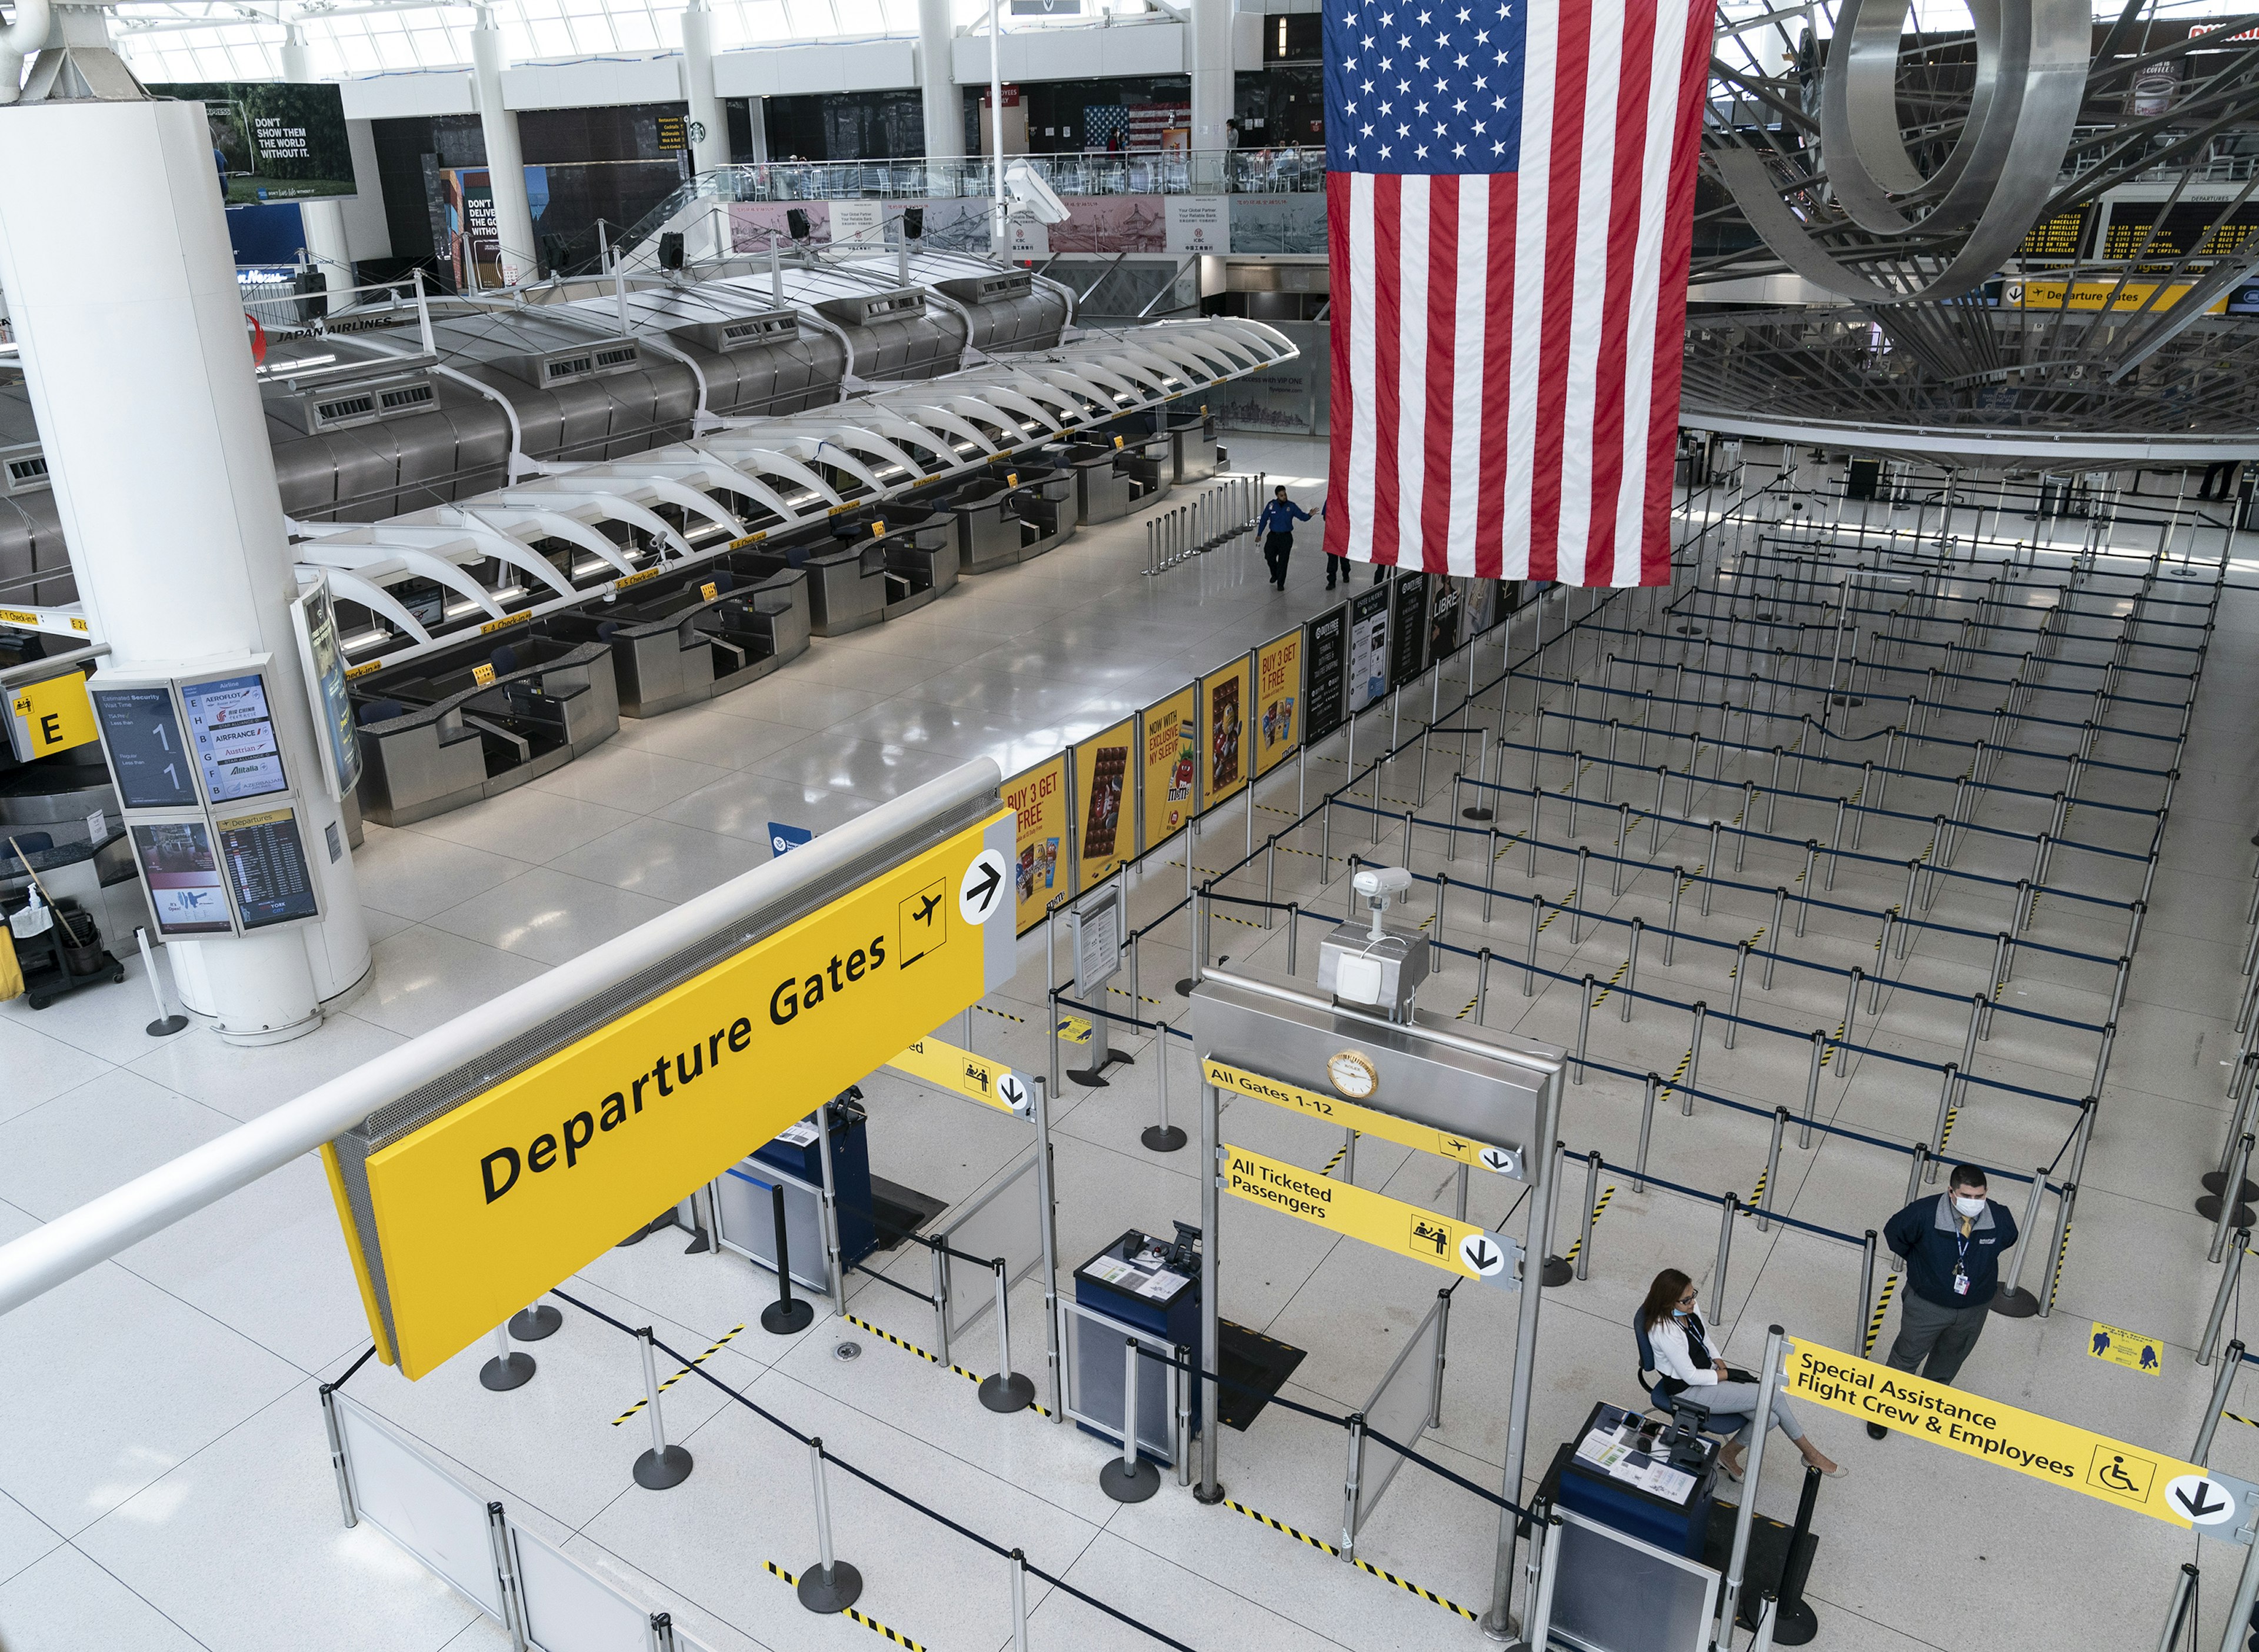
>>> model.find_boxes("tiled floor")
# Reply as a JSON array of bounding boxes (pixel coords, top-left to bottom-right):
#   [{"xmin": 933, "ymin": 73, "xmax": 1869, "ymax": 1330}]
[{"xmin": 3, "ymin": 440, "xmax": 2255, "ymax": 1652}]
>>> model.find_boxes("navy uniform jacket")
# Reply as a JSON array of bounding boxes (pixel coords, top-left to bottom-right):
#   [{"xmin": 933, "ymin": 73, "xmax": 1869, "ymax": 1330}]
[
  {"xmin": 1883, "ymin": 1191, "xmax": 2019, "ymax": 1308},
  {"xmin": 1257, "ymin": 499, "xmax": 1311, "ymax": 539}
]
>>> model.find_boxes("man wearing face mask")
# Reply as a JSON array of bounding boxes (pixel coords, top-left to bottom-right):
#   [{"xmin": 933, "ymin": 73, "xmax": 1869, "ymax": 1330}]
[{"xmin": 1868, "ymin": 1164, "xmax": 2019, "ymax": 1439}]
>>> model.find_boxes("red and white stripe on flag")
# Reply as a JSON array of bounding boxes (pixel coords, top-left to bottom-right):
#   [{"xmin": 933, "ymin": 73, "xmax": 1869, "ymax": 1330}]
[{"xmin": 1321, "ymin": 0, "xmax": 1708, "ymax": 587}]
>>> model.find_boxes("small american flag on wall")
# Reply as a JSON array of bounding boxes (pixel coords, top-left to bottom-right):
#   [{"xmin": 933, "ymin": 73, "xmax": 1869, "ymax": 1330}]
[{"xmin": 1318, "ymin": 0, "xmax": 1709, "ymax": 585}]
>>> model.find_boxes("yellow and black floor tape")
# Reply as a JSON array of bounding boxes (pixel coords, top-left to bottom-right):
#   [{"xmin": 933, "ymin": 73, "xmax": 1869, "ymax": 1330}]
[
  {"xmin": 839, "ymin": 1311, "xmax": 1053, "ymax": 1418},
  {"xmin": 1110, "ymin": 983, "xmax": 1165, "ymax": 1007},
  {"xmin": 1657, "ymin": 1045, "xmax": 1694, "ymax": 1107},
  {"xmin": 1561, "ymin": 1186, "xmax": 1615, "ymax": 1263},
  {"xmin": 1817, "ymin": 1017, "xmax": 1848, "ymax": 1071},
  {"xmin": 2224, "ymin": 1411, "xmax": 2259, "ymax": 1431},
  {"xmin": 1222, "ymin": 1499, "xmax": 1479, "ymax": 1621},
  {"xmin": 1864, "ymin": 1273, "xmax": 1899, "ymax": 1357},
  {"xmin": 1587, "ymin": 956, "xmax": 1631, "ymax": 1009},
  {"xmin": 612, "ymin": 1324, "xmax": 745, "ymax": 1425},
  {"xmin": 977, "ymin": 1004, "xmax": 1028, "ymax": 1025},
  {"xmin": 764, "ymin": 1562, "xmax": 927, "ymax": 1649}
]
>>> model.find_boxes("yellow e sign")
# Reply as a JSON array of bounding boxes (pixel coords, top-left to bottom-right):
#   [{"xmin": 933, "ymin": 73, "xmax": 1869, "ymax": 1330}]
[
  {"xmin": 9, "ymin": 672, "xmax": 99, "ymax": 758},
  {"xmin": 329, "ymin": 809, "xmax": 1012, "ymax": 1378}
]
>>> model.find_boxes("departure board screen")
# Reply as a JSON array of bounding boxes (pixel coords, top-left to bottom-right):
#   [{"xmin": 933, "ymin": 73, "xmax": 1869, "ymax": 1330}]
[
  {"xmin": 91, "ymin": 686, "xmax": 201, "ymax": 810},
  {"xmin": 215, "ymin": 805, "xmax": 319, "ymax": 929},
  {"xmin": 2101, "ymin": 201, "xmax": 2259, "ymax": 268},
  {"xmin": 181, "ymin": 672, "xmax": 288, "ymax": 804}
]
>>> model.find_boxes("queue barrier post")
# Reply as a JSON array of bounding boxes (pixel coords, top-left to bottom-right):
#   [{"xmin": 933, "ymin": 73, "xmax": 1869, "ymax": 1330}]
[
  {"xmin": 2041, "ymin": 1181, "xmax": 2077, "ymax": 1320},
  {"xmin": 479, "ymin": 1321, "xmax": 534, "ymax": 1393},
  {"xmin": 2213, "ymin": 1137, "xmax": 2255, "ymax": 1265},
  {"xmin": 2156, "ymin": 1562, "xmax": 2198, "ymax": 1652},
  {"xmin": 1714, "ymin": 1191, "xmax": 1737, "ymax": 1308},
  {"xmin": 1717, "ymin": 1327, "xmax": 1786, "ymax": 1639},
  {"xmin": 632, "ymin": 1326, "xmax": 694, "ymax": 1490},
  {"xmin": 1144, "ymin": 1016, "xmax": 1185, "ymax": 1153},
  {"xmin": 1475, "ymin": 947, "xmax": 1492, "ymax": 1026},
  {"xmin": 1765, "ymin": 890, "xmax": 1787, "ymax": 988},
  {"xmin": 1989, "ymin": 1164, "xmax": 2050, "ymax": 1320},
  {"xmin": 1525, "ymin": 898, "xmax": 1543, "ymax": 997},
  {"xmin": 760, "ymin": 1181, "xmax": 815, "ymax": 1335},
  {"xmin": 1725, "ymin": 942, "xmax": 1748, "ymax": 1047},
  {"xmin": 797, "ymin": 1437, "xmax": 862, "ymax": 1613},
  {"xmin": 1099, "ymin": 1335, "xmax": 1161, "ymax": 1503},
  {"xmin": 1574, "ymin": 1150, "xmax": 1601, "ymax": 1281},
  {"xmin": 1341, "ymin": 1411, "xmax": 1367, "ymax": 1557},
  {"xmin": 1856, "ymin": 1231, "xmax": 1877, "ymax": 1353},
  {"xmin": 1682, "ymin": 1002, "xmax": 1708, "ymax": 1117},
  {"xmin": 1009, "ymin": 1550, "xmax": 1031, "ymax": 1652},
  {"xmin": 978, "ymin": 1258, "xmax": 1036, "ymax": 1415},
  {"xmin": 1926, "ymin": 1067, "xmax": 1957, "ymax": 1186},
  {"xmin": 1574, "ymin": 974, "xmax": 1594, "ymax": 1085},
  {"xmin": 1758, "ymin": 1109, "xmax": 1786, "ymax": 1233},
  {"xmin": 1636, "ymin": 1074, "xmax": 1660, "ymax": 1193},
  {"xmin": 2195, "ymin": 1339, "xmax": 2247, "ymax": 1467}
]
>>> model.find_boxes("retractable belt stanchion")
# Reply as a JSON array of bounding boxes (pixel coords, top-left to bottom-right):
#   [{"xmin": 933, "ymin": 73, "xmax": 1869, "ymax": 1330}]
[
  {"xmin": 759, "ymin": 1181, "xmax": 815, "ymax": 1335},
  {"xmin": 1099, "ymin": 1336, "xmax": 1160, "ymax": 1502},
  {"xmin": 1197, "ymin": 1074, "xmax": 1224, "ymax": 1504},
  {"xmin": 1009, "ymin": 1549, "xmax": 1031, "ymax": 1652},
  {"xmin": 479, "ymin": 1320, "xmax": 534, "ymax": 1392},
  {"xmin": 1032, "ymin": 1075, "xmax": 1064, "ymax": 1425},
  {"xmin": 133, "ymin": 927, "xmax": 187, "ymax": 1037},
  {"xmin": 797, "ymin": 1437, "xmax": 862, "ymax": 1613},
  {"xmin": 2199, "ymin": 1228, "xmax": 2251, "ymax": 1365},
  {"xmin": 1144, "ymin": 1017, "xmax": 1186, "ymax": 1152},
  {"xmin": 979, "ymin": 1257, "xmax": 1035, "ymax": 1415},
  {"xmin": 1484, "ymin": 1065, "xmax": 1563, "ymax": 1641},
  {"xmin": 632, "ymin": 1326, "xmax": 693, "ymax": 1490},
  {"xmin": 2194, "ymin": 1338, "xmax": 2245, "ymax": 1466}
]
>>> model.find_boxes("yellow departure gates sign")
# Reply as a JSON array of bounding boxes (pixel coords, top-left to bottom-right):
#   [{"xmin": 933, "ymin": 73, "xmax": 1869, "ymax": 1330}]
[
  {"xmin": 331, "ymin": 810, "xmax": 1012, "ymax": 1378},
  {"xmin": 8, "ymin": 671, "xmax": 99, "ymax": 757},
  {"xmin": 1783, "ymin": 1338, "xmax": 2203, "ymax": 1525},
  {"xmin": 1205, "ymin": 1058, "xmax": 1520, "ymax": 1175},
  {"xmin": 1221, "ymin": 1142, "xmax": 1511, "ymax": 1284},
  {"xmin": 887, "ymin": 1033, "xmax": 1027, "ymax": 1115}
]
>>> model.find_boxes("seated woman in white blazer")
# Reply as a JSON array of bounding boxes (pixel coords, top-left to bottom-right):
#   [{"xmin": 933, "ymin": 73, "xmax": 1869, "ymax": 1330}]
[{"xmin": 1640, "ymin": 1268, "xmax": 1844, "ymax": 1483}]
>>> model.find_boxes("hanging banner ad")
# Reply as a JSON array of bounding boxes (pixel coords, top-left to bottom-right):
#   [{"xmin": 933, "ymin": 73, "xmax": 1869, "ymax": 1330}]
[
  {"xmin": 325, "ymin": 808, "xmax": 1017, "ymax": 1378},
  {"xmin": 1201, "ymin": 657, "xmax": 1252, "ymax": 810},
  {"xmin": 1347, "ymin": 587, "xmax": 1390, "ymax": 712},
  {"xmin": 1465, "ymin": 577, "xmax": 1501, "ymax": 640},
  {"xmin": 1303, "ymin": 603, "xmax": 1349, "ymax": 745},
  {"xmin": 1139, "ymin": 687, "xmax": 1201, "ymax": 852},
  {"xmin": 1388, "ymin": 572, "xmax": 1430, "ymax": 690},
  {"xmin": 1072, "ymin": 718, "xmax": 1136, "ymax": 889},
  {"xmin": 1005, "ymin": 754, "xmax": 1069, "ymax": 932},
  {"xmin": 1253, "ymin": 630, "xmax": 1302, "ymax": 777},
  {"xmin": 1427, "ymin": 578, "xmax": 1465, "ymax": 662}
]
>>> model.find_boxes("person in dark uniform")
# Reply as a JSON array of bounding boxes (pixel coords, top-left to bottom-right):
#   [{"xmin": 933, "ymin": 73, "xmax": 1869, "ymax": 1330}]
[
  {"xmin": 1256, "ymin": 485, "xmax": 1310, "ymax": 590},
  {"xmin": 1868, "ymin": 1163, "xmax": 2018, "ymax": 1438}
]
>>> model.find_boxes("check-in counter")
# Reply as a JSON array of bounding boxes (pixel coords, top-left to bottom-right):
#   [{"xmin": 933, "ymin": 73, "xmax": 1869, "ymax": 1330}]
[
  {"xmin": 730, "ymin": 528, "xmax": 888, "ymax": 637},
  {"xmin": 553, "ymin": 565, "xmax": 812, "ymax": 718},
  {"xmin": 988, "ymin": 461, "xmax": 1076, "ymax": 557},
  {"xmin": 1117, "ymin": 431, "xmax": 1174, "ymax": 507},
  {"xmin": 1165, "ymin": 409, "xmax": 1224, "ymax": 484},
  {"xmin": 351, "ymin": 634, "xmax": 618, "ymax": 826},
  {"xmin": 824, "ymin": 504, "xmax": 957, "ymax": 620},
  {"xmin": 1057, "ymin": 441, "xmax": 1138, "ymax": 525}
]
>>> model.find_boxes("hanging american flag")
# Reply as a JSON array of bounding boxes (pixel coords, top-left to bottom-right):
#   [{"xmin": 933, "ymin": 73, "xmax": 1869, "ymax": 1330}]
[{"xmin": 1318, "ymin": 0, "xmax": 1708, "ymax": 585}]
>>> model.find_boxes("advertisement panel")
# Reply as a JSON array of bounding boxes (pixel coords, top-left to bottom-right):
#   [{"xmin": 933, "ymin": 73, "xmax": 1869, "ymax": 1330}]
[
  {"xmin": 1201, "ymin": 657, "xmax": 1252, "ymax": 810},
  {"xmin": 1303, "ymin": 603, "xmax": 1349, "ymax": 745},
  {"xmin": 1005, "ymin": 754, "xmax": 1070, "ymax": 932},
  {"xmin": 153, "ymin": 81, "xmax": 356, "ymax": 203},
  {"xmin": 1139, "ymin": 686, "xmax": 1201, "ymax": 852},
  {"xmin": 1347, "ymin": 587, "xmax": 1390, "ymax": 712},
  {"xmin": 1427, "ymin": 578, "xmax": 1465, "ymax": 662},
  {"xmin": 1388, "ymin": 572, "xmax": 1430, "ymax": 688},
  {"xmin": 1071, "ymin": 718, "xmax": 1137, "ymax": 890},
  {"xmin": 1166, "ymin": 196, "xmax": 1228, "ymax": 254},
  {"xmin": 1253, "ymin": 630, "xmax": 1302, "ymax": 777}
]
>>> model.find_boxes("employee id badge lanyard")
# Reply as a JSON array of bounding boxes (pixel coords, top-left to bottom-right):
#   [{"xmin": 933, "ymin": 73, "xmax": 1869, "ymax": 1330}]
[{"xmin": 1953, "ymin": 1228, "xmax": 1972, "ymax": 1295}]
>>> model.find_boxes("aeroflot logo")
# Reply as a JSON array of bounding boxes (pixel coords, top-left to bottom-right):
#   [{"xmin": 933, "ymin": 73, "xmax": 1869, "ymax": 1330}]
[{"xmin": 476, "ymin": 932, "xmax": 888, "ymax": 1205}]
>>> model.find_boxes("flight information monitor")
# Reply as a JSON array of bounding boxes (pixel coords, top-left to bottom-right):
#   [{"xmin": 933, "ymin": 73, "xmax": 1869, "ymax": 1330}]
[
  {"xmin": 129, "ymin": 820, "xmax": 235, "ymax": 936},
  {"xmin": 215, "ymin": 805, "xmax": 320, "ymax": 929},
  {"xmin": 91, "ymin": 686, "xmax": 200, "ymax": 810},
  {"xmin": 181, "ymin": 671, "xmax": 288, "ymax": 804}
]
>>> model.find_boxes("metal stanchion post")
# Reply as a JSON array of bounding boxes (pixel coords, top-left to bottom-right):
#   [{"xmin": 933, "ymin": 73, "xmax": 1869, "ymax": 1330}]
[
  {"xmin": 1683, "ymin": 1002, "xmax": 1707, "ymax": 1115},
  {"xmin": 1857, "ymin": 1231, "xmax": 1877, "ymax": 1351},
  {"xmin": 1101, "ymin": 1337, "xmax": 1161, "ymax": 1501},
  {"xmin": 1717, "ymin": 1328, "xmax": 1786, "ymax": 1641},
  {"xmin": 797, "ymin": 1438, "xmax": 862, "ymax": 1611},
  {"xmin": 1525, "ymin": 898, "xmax": 1543, "ymax": 996},
  {"xmin": 2197, "ymin": 1231, "xmax": 2249, "ymax": 1364},
  {"xmin": 1758, "ymin": 1109, "xmax": 1785, "ymax": 1232},
  {"xmin": 1145, "ymin": 1017, "xmax": 1185, "ymax": 1152},
  {"xmin": 1622, "ymin": 920, "xmax": 1643, "ymax": 1022},
  {"xmin": 133, "ymin": 927, "xmax": 187, "ymax": 1037},
  {"xmin": 1714, "ymin": 1193, "xmax": 1737, "ymax": 1305},
  {"xmin": 2213, "ymin": 1136, "xmax": 2254, "ymax": 1264},
  {"xmin": 1574, "ymin": 1151, "xmax": 1601, "ymax": 1281},
  {"xmin": 632, "ymin": 1327, "xmax": 694, "ymax": 1489},
  {"xmin": 2040, "ymin": 1180, "xmax": 2076, "ymax": 1319},
  {"xmin": 2196, "ymin": 1340, "xmax": 2247, "ymax": 1466},
  {"xmin": 1574, "ymin": 974, "xmax": 1594, "ymax": 1084},
  {"xmin": 979, "ymin": 1258, "xmax": 1035, "ymax": 1414},
  {"xmin": 479, "ymin": 1321, "xmax": 534, "ymax": 1392},
  {"xmin": 1009, "ymin": 1550, "xmax": 1031, "ymax": 1652},
  {"xmin": 1033, "ymin": 1075, "xmax": 1064, "ymax": 1423},
  {"xmin": 760, "ymin": 1181, "xmax": 815, "ymax": 1334},
  {"xmin": 1637, "ymin": 1074, "xmax": 1659, "ymax": 1191},
  {"xmin": 2157, "ymin": 1562, "xmax": 2199, "ymax": 1652},
  {"xmin": 1197, "ymin": 1079, "xmax": 1224, "ymax": 1503},
  {"xmin": 1725, "ymin": 942, "xmax": 1748, "ymax": 1046}
]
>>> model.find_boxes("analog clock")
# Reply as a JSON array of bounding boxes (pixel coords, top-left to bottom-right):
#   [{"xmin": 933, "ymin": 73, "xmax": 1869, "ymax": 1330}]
[{"xmin": 1327, "ymin": 1050, "xmax": 1378, "ymax": 1100}]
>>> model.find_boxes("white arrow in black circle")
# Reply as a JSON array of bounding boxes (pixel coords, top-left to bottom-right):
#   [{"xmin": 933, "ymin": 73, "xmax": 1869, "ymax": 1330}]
[{"xmin": 1459, "ymin": 1233, "xmax": 1507, "ymax": 1276}]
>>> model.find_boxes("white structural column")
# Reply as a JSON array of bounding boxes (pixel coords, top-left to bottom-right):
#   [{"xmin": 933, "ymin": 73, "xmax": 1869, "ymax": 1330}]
[
  {"xmin": 917, "ymin": 0, "xmax": 963, "ymax": 159},
  {"xmin": 0, "ymin": 97, "xmax": 371, "ymax": 1043},
  {"xmin": 678, "ymin": 0, "xmax": 729, "ymax": 175},
  {"xmin": 1188, "ymin": 0, "xmax": 1233, "ymax": 149},
  {"xmin": 279, "ymin": 27, "xmax": 355, "ymax": 287},
  {"xmin": 469, "ymin": 6, "xmax": 539, "ymax": 285}
]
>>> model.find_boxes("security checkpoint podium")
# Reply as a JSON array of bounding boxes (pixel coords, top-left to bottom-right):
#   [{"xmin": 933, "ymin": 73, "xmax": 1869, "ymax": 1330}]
[{"xmin": 1071, "ymin": 1227, "xmax": 1202, "ymax": 1467}]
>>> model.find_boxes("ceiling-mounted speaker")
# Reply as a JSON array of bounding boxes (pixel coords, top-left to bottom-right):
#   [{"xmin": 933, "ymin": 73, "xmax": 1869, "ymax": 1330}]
[
  {"xmin": 786, "ymin": 208, "xmax": 811, "ymax": 241},
  {"xmin": 658, "ymin": 231, "xmax": 685, "ymax": 271},
  {"xmin": 902, "ymin": 206, "xmax": 924, "ymax": 241}
]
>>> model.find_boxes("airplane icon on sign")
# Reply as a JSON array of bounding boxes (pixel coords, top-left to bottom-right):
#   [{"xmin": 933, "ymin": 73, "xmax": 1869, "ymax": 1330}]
[{"xmin": 911, "ymin": 891, "xmax": 939, "ymax": 925}]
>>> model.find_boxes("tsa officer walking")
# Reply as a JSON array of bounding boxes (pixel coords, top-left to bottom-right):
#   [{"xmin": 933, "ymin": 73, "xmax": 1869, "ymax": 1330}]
[
  {"xmin": 1257, "ymin": 486, "xmax": 1311, "ymax": 589},
  {"xmin": 1868, "ymin": 1163, "xmax": 2018, "ymax": 1437}
]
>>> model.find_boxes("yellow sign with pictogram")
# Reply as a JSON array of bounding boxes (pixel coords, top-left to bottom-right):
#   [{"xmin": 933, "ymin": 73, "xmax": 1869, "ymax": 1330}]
[
  {"xmin": 8, "ymin": 671, "xmax": 99, "ymax": 757},
  {"xmin": 887, "ymin": 1033, "xmax": 1025, "ymax": 1115},
  {"xmin": 1221, "ymin": 1142, "xmax": 1512, "ymax": 1284},
  {"xmin": 1783, "ymin": 1338, "xmax": 2202, "ymax": 1524},
  {"xmin": 1204, "ymin": 1058, "xmax": 1520, "ymax": 1175},
  {"xmin": 2088, "ymin": 1321, "xmax": 2164, "ymax": 1375}
]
